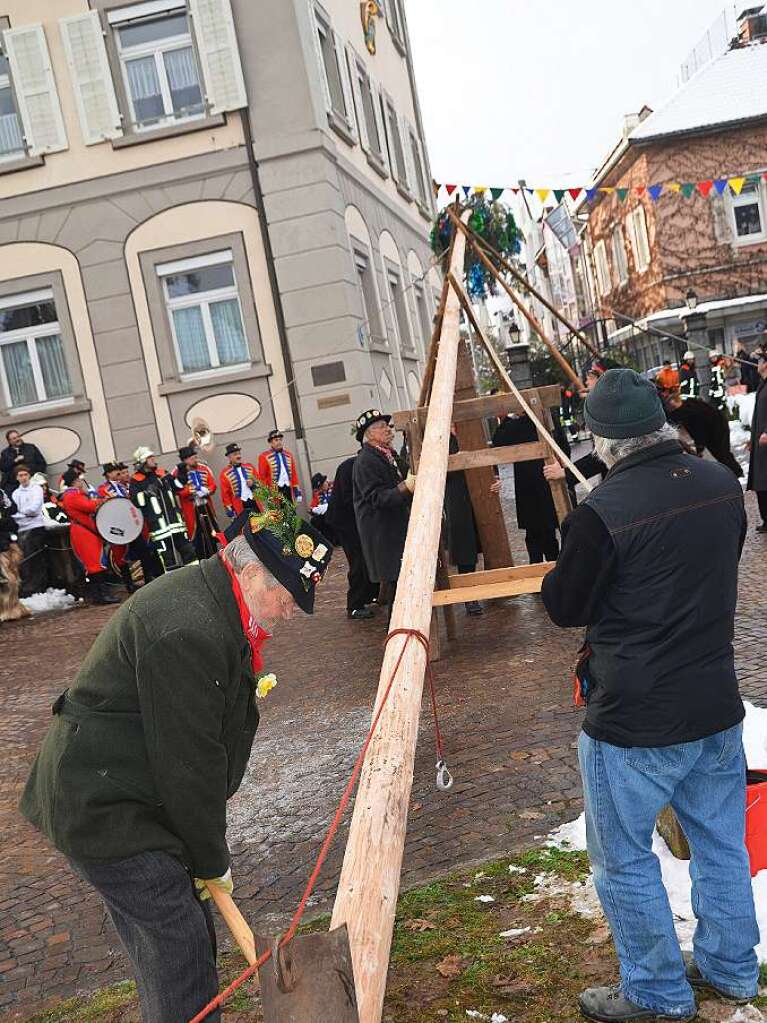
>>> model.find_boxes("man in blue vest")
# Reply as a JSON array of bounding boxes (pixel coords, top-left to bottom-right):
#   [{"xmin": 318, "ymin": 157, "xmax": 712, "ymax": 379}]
[{"xmin": 541, "ymin": 369, "xmax": 758, "ymax": 1022}]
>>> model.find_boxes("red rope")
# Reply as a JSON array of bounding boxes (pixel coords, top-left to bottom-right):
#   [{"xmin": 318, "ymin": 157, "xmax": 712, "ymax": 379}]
[{"xmin": 188, "ymin": 627, "xmax": 445, "ymax": 1023}]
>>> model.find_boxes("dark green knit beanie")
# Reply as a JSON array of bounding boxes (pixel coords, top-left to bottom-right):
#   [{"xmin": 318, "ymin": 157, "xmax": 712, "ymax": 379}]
[{"xmin": 584, "ymin": 368, "xmax": 666, "ymax": 439}]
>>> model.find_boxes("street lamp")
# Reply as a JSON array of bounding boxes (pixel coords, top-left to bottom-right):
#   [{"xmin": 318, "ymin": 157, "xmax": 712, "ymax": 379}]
[
  {"xmin": 506, "ymin": 318, "xmax": 520, "ymax": 346},
  {"xmin": 685, "ymin": 289, "xmax": 698, "ymax": 312}
]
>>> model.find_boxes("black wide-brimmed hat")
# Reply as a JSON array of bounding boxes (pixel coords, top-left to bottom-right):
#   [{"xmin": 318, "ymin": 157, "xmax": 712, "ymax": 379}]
[
  {"xmin": 354, "ymin": 409, "xmax": 391, "ymax": 443},
  {"xmin": 225, "ymin": 442, "xmax": 241, "ymax": 456},
  {"xmin": 102, "ymin": 462, "xmax": 119, "ymax": 475},
  {"xmin": 178, "ymin": 445, "xmax": 197, "ymax": 461},
  {"xmin": 267, "ymin": 429, "xmax": 284, "ymax": 442},
  {"xmin": 224, "ymin": 481, "xmax": 333, "ymax": 614}
]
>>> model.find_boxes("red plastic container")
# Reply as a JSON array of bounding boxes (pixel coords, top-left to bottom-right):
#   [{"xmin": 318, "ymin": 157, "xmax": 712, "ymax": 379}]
[{"xmin": 745, "ymin": 770, "xmax": 767, "ymax": 877}]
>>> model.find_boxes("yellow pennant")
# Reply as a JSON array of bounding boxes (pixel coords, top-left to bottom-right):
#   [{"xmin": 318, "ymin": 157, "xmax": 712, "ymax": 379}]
[
  {"xmin": 667, "ymin": 182, "xmax": 682, "ymax": 193},
  {"xmin": 535, "ymin": 188, "xmax": 551, "ymax": 203},
  {"xmin": 729, "ymin": 177, "xmax": 746, "ymax": 195},
  {"xmin": 599, "ymin": 187, "xmax": 615, "ymax": 194},
  {"xmin": 473, "ymin": 185, "xmax": 488, "ymax": 194}
]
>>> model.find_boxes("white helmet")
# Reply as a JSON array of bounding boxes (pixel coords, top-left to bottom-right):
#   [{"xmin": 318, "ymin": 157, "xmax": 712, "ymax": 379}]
[
  {"xmin": 132, "ymin": 445, "xmax": 155, "ymax": 465},
  {"xmin": 709, "ymin": 349, "xmax": 720, "ymax": 359},
  {"xmin": 683, "ymin": 350, "xmax": 695, "ymax": 361}
]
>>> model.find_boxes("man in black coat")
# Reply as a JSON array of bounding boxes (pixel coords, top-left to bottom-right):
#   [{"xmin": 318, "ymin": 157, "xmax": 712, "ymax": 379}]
[
  {"xmin": 445, "ymin": 430, "xmax": 482, "ymax": 616},
  {"xmin": 326, "ymin": 452, "xmax": 378, "ymax": 619},
  {"xmin": 747, "ymin": 350, "xmax": 767, "ymax": 531},
  {"xmin": 352, "ymin": 409, "xmax": 415, "ymax": 610},
  {"xmin": 662, "ymin": 387, "xmax": 742, "ymax": 477},
  {"xmin": 1, "ymin": 429, "xmax": 46, "ymax": 495},
  {"xmin": 542, "ymin": 369, "xmax": 758, "ymax": 1023}
]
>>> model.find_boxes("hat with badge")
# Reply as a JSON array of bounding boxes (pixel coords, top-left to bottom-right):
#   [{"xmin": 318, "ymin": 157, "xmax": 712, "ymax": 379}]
[
  {"xmin": 225, "ymin": 442, "xmax": 242, "ymax": 456},
  {"xmin": 354, "ymin": 409, "xmax": 391, "ymax": 444},
  {"xmin": 235, "ymin": 480, "xmax": 333, "ymax": 615},
  {"xmin": 267, "ymin": 429, "xmax": 284, "ymax": 442}
]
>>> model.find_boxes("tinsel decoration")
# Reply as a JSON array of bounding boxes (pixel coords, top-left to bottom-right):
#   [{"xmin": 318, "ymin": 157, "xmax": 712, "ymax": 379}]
[{"xmin": 430, "ymin": 194, "xmax": 522, "ymax": 300}]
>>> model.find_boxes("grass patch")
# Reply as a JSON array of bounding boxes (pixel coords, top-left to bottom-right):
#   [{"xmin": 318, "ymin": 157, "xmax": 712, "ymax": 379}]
[{"xmin": 17, "ymin": 981, "xmax": 137, "ymax": 1023}]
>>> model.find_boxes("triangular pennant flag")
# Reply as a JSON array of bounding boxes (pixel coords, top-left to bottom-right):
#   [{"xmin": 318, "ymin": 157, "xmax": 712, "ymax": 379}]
[
  {"xmin": 445, "ymin": 184, "xmax": 457, "ymax": 196},
  {"xmin": 648, "ymin": 184, "xmax": 664, "ymax": 201},
  {"xmin": 432, "ymin": 180, "xmax": 440, "ymax": 198},
  {"xmin": 490, "ymin": 187, "xmax": 504, "ymax": 201},
  {"xmin": 729, "ymin": 177, "xmax": 746, "ymax": 195},
  {"xmin": 474, "ymin": 185, "xmax": 488, "ymax": 195},
  {"xmin": 696, "ymin": 180, "xmax": 714, "ymax": 198},
  {"xmin": 681, "ymin": 183, "xmax": 696, "ymax": 199},
  {"xmin": 714, "ymin": 179, "xmax": 728, "ymax": 195},
  {"xmin": 667, "ymin": 182, "xmax": 682, "ymax": 193},
  {"xmin": 635, "ymin": 186, "xmax": 646, "ymax": 197},
  {"xmin": 462, "ymin": 186, "xmax": 471, "ymax": 197},
  {"xmin": 586, "ymin": 187, "xmax": 599, "ymax": 202},
  {"xmin": 568, "ymin": 187, "xmax": 583, "ymax": 201},
  {"xmin": 746, "ymin": 173, "xmax": 761, "ymax": 184},
  {"xmin": 510, "ymin": 186, "xmax": 520, "ymax": 194},
  {"xmin": 535, "ymin": 188, "xmax": 551, "ymax": 204},
  {"xmin": 553, "ymin": 189, "xmax": 566, "ymax": 203},
  {"xmin": 599, "ymin": 187, "xmax": 615, "ymax": 195},
  {"xmin": 616, "ymin": 188, "xmax": 629, "ymax": 202}
]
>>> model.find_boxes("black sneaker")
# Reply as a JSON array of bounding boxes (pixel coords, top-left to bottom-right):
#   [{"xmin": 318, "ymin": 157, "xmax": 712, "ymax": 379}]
[
  {"xmin": 348, "ymin": 607, "xmax": 374, "ymax": 620},
  {"xmin": 578, "ymin": 986, "xmax": 696, "ymax": 1022},
  {"xmin": 682, "ymin": 951, "xmax": 753, "ymax": 1005}
]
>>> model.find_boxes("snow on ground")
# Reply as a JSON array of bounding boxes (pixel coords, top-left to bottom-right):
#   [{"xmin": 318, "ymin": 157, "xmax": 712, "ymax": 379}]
[
  {"xmin": 727, "ymin": 393, "xmax": 754, "ymax": 479},
  {"xmin": 20, "ymin": 588, "xmax": 77, "ymax": 614},
  {"xmin": 548, "ymin": 702, "xmax": 767, "ymax": 962},
  {"xmin": 729, "ymin": 392, "xmax": 756, "ymax": 430}
]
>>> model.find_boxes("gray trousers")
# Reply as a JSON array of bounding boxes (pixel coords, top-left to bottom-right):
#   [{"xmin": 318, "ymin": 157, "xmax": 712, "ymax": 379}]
[{"xmin": 70, "ymin": 850, "xmax": 220, "ymax": 1023}]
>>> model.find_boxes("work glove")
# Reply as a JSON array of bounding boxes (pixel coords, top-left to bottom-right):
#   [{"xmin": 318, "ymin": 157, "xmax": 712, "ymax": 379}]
[
  {"xmin": 194, "ymin": 867, "xmax": 233, "ymax": 901},
  {"xmin": 404, "ymin": 473, "xmax": 417, "ymax": 494}
]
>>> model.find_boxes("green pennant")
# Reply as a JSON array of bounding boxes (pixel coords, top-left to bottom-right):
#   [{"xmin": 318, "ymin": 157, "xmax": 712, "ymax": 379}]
[
  {"xmin": 681, "ymin": 183, "xmax": 696, "ymax": 198},
  {"xmin": 490, "ymin": 187, "xmax": 504, "ymax": 201},
  {"xmin": 553, "ymin": 189, "xmax": 566, "ymax": 203},
  {"xmin": 616, "ymin": 188, "xmax": 629, "ymax": 202}
]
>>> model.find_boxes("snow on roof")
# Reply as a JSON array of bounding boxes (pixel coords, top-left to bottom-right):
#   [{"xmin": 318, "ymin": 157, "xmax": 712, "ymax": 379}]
[{"xmin": 630, "ymin": 42, "xmax": 767, "ymax": 142}]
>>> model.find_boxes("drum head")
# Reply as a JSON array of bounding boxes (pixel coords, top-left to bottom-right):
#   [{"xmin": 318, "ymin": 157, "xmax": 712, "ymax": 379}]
[{"xmin": 95, "ymin": 497, "xmax": 143, "ymax": 544}]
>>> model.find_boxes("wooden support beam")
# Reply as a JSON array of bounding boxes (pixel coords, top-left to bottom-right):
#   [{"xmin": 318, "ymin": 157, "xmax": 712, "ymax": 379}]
[
  {"xmin": 391, "ymin": 384, "xmax": 563, "ymax": 431},
  {"xmin": 448, "ymin": 208, "xmax": 584, "ymax": 391},
  {"xmin": 330, "ymin": 211, "xmax": 471, "ymax": 1023},
  {"xmin": 447, "ymin": 442, "xmax": 545, "ymax": 471},
  {"xmin": 433, "ymin": 572, "xmax": 553, "ymax": 606},
  {"xmin": 446, "ymin": 563, "xmax": 554, "ymax": 589},
  {"xmin": 418, "ymin": 270, "xmax": 451, "ymax": 408}
]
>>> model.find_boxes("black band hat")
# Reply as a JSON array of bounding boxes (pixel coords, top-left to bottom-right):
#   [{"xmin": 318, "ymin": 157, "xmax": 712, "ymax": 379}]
[
  {"xmin": 178, "ymin": 445, "xmax": 197, "ymax": 461},
  {"xmin": 223, "ymin": 482, "xmax": 333, "ymax": 615},
  {"xmin": 102, "ymin": 462, "xmax": 119, "ymax": 476},
  {"xmin": 267, "ymin": 429, "xmax": 284, "ymax": 442},
  {"xmin": 354, "ymin": 409, "xmax": 391, "ymax": 444},
  {"xmin": 225, "ymin": 443, "xmax": 242, "ymax": 456}
]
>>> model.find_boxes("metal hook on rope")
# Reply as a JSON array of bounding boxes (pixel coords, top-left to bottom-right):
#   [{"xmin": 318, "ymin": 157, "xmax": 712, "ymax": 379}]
[{"xmin": 435, "ymin": 759, "xmax": 453, "ymax": 791}]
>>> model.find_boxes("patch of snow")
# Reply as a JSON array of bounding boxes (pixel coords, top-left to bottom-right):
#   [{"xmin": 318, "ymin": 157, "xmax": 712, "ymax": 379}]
[
  {"xmin": 546, "ymin": 703, "xmax": 767, "ymax": 961},
  {"xmin": 21, "ymin": 588, "xmax": 76, "ymax": 614},
  {"xmin": 474, "ymin": 895, "xmax": 495, "ymax": 904},
  {"xmin": 507, "ymin": 864, "xmax": 526, "ymax": 875},
  {"xmin": 499, "ymin": 927, "xmax": 530, "ymax": 938},
  {"xmin": 728, "ymin": 392, "xmax": 756, "ymax": 429}
]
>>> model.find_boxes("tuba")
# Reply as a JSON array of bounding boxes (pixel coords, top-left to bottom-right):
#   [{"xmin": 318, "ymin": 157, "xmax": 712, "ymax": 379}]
[{"xmin": 190, "ymin": 418, "xmax": 215, "ymax": 454}]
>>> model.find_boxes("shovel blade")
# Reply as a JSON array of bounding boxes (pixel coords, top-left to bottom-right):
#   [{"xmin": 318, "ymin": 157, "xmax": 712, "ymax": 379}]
[{"xmin": 256, "ymin": 925, "xmax": 359, "ymax": 1023}]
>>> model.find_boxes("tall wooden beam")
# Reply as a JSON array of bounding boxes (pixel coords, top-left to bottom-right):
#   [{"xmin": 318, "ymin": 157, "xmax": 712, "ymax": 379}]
[{"xmin": 330, "ymin": 212, "xmax": 471, "ymax": 1023}]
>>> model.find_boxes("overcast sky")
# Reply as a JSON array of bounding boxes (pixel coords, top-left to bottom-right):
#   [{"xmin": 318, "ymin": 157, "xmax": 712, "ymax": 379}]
[{"xmin": 406, "ymin": 0, "xmax": 736, "ymax": 189}]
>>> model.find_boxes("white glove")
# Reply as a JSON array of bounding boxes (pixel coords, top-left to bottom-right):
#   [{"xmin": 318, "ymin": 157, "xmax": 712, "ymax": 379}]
[
  {"xmin": 404, "ymin": 473, "xmax": 416, "ymax": 494},
  {"xmin": 198, "ymin": 487, "xmax": 209, "ymax": 497},
  {"xmin": 194, "ymin": 867, "xmax": 233, "ymax": 901}
]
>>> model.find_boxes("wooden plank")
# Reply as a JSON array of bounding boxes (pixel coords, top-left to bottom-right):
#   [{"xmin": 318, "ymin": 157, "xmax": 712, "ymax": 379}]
[
  {"xmin": 529, "ymin": 387, "xmax": 572, "ymax": 526},
  {"xmin": 453, "ymin": 338, "xmax": 512, "ymax": 570},
  {"xmin": 447, "ymin": 563, "xmax": 554, "ymax": 589},
  {"xmin": 447, "ymin": 442, "xmax": 545, "ymax": 471},
  {"xmin": 432, "ymin": 573, "xmax": 553, "ymax": 606},
  {"xmin": 330, "ymin": 210, "xmax": 472, "ymax": 1023},
  {"xmin": 417, "ymin": 251, "xmax": 452, "ymax": 407},
  {"xmin": 391, "ymin": 385, "xmax": 562, "ymax": 431}
]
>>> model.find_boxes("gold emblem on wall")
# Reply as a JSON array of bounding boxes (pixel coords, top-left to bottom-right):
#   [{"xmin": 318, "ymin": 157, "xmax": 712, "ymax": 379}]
[{"xmin": 361, "ymin": 1, "xmax": 382, "ymax": 55}]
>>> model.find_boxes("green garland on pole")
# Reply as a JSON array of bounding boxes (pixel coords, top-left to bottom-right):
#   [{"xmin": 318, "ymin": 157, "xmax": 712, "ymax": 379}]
[{"xmin": 430, "ymin": 194, "xmax": 521, "ymax": 299}]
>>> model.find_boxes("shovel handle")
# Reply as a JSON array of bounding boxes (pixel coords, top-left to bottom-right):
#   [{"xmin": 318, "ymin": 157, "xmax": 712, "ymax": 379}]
[{"xmin": 205, "ymin": 884, "xmax": 259, "ymax": 970}]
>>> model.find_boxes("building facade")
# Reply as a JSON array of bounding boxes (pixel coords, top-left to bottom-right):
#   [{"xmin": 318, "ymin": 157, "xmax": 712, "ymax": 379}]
[{"xmin": 0, "ymin": 0, "xmax": 437, "ymax": 486}]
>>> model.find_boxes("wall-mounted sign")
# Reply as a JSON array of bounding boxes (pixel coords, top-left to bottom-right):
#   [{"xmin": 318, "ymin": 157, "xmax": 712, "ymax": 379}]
[{"xmin": 361, "ymin": 1, "xmax": 382, "ymax": 55}]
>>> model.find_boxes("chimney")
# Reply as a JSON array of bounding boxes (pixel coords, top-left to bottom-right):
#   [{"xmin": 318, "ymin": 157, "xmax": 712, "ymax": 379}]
[{"xmin": 737, "ymin": 5, "xmax": 767, "ymax": 42}]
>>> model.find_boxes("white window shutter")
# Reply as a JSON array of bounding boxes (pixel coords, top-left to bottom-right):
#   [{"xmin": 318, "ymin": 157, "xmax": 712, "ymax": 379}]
[
  {"xmin": 346, "ymin": 45, "xmax": 368, "ymax": 152},
  {"xmin": 401, "ymin": 116, "xmax": 416, "ymax": 196},
  {"xmin": 188, "ymin": 0, "xmax": 247, "ymax": 114},
  {"xmin": 333, "ymin": 31, "xmax": 356, "ymax": 138},
  {"xmin": 2, "ymin": 25, "xmax": 67, "ymax": 155},
  {"xmin": 59, "ymin": 13, "xmax": 122, "ymax": 145},
  {"xmin": 371, "ymin": 76, "xmax": 388, "ymax": 174},
  {"xmin": 308, "ymin": 2, "xmax": 331, "ymax": 114}
]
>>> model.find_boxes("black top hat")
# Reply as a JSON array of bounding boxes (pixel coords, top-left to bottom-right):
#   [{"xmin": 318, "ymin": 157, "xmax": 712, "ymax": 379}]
[
  {"xmin": 225, "ymin": 443, "xmax": 242, "ymax": 456},
  {"xmin": 68, "ymin": 459, "xmax": 86, "ymax": 470},
  {"xmin": 354, "ymin": 409, "xmax": 391, "ymax": 443},
  {"xmin": 102, "ymin": 462, "xmax": 119, "ymax": 476},
  {"xmin": 267, "ymin": 429, "xmax": 284, "ymax": 442},
  {"xmin": 178, "ymin": 445, "xmax": 197, "ymax": 461},
  {"xmin": 311, "ymin": 472, "xmax": 327, "ymax": 490}
]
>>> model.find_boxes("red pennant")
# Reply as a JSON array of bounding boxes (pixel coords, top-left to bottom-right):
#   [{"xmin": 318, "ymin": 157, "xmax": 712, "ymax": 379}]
[
  {"xmin": 568, "ymin": 188, "xmax": 583, "ymax": 201},
  {"xmin": 445, "ymin": 184, "xmax": 457, "ymax": 196},
  {"xmin": 510, "ymin": 187, "xmax": 520, "ymax": 194},
  {"xmin": 697, "ymin": 180, "xmax": 714, "ymax": 198},
  {"xmin": 635, "ymin": 186, "xmax": 646, "ymax": 196}
]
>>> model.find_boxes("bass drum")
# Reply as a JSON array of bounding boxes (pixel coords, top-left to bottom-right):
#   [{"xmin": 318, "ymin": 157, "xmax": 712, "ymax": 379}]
[{"xmin": 95, "ymin": 497, "xmax": 143, "ymax": 545}]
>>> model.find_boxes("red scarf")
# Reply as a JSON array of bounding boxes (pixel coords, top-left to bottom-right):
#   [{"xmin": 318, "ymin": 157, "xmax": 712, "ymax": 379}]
[
  {"xmin": 365, "ymin": 440, "xmax": 396, "ymax": 465},
  {"xmin": 219, "ymin": 553, "xmax": 271, "ymax": 674}
]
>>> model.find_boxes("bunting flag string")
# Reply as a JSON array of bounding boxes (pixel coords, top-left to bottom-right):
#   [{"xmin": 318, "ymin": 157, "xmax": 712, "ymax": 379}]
[{"xmin": 433, "ymin": 172, "xmax": 767, "ymax": 206}]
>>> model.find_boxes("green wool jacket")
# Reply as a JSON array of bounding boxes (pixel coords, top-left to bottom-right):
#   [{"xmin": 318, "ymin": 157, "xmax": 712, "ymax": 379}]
[{"xmin": 20, "ymin": 557, "xmax": 259, "ymax": 879}]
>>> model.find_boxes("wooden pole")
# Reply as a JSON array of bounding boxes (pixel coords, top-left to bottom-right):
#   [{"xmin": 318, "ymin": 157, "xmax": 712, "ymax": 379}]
[
  {"xmin": 418, "ymin": 271, "xmax": 451, "ymax": 408},
  {"xmin": 448, "ymin": 272, "xmax": 592, "ymax": 492},
  {"xmin": 447, "ymin": 209, "xmax": 584, "ymax": 390},
  {"xmin": 466, "ymin": 226, "xmax": 601, "ymax": 358},
  {"xmin": 330, "ymin": 212, "xmax": 471, "ymax": 1023}
]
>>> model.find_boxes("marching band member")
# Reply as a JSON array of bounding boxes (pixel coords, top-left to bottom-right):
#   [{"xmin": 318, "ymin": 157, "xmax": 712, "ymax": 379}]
[
  {"xmin": 98, "ymin": 462, "xmax": 127, "ymax": 499},
  {"xmin": 173, "ymin": 446, "xmax": 220, "ymax": 558},
  {"xmin": 100, "ymin": 462, "xmax": 162, "ymax": 590},
  {"xmin": 58, "ymin": 459, "xmax": 98, "ymax": 497},
  {"xmin": 60, "ymin": 470, "xmax": 120, "ymax": 606},
  {"xmin": 219, "ymin": 442, "xmax": 259, "ymax": 519},
  {"xmin": 130, "ymin": 448, "xmax": 197, "ymax": 574},
  {"xmin": 257, "ymin": 430, "xmax": 302, "ymax": 502}
]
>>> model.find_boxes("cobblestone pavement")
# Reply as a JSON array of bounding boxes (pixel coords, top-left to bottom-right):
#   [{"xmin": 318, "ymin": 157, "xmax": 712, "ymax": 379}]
[{"xmin": 0, "ymin": 487, "xmax": 765, "ymax": 1019}]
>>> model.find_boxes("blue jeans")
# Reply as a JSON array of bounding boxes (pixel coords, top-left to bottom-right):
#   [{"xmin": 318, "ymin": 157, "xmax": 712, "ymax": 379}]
[
  {"xmin": 70, "ymin": 850, "xmax": 220, "ymax": 1023},
  {"xmin": 579, "ymin": 724, "xmax": 759, "ymax": 1016}
]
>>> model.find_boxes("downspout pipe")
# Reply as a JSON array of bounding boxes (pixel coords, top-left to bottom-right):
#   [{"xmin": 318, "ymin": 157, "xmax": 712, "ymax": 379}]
[{"xmin": 242, "ymin": 108, "xmax": 304, "ymax": 440}]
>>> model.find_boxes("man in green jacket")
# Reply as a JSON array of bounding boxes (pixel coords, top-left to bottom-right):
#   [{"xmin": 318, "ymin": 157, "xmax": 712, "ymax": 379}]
[{"xmin": 20, "ymin": 492, "xmax": 332, "ymax": 1023}]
